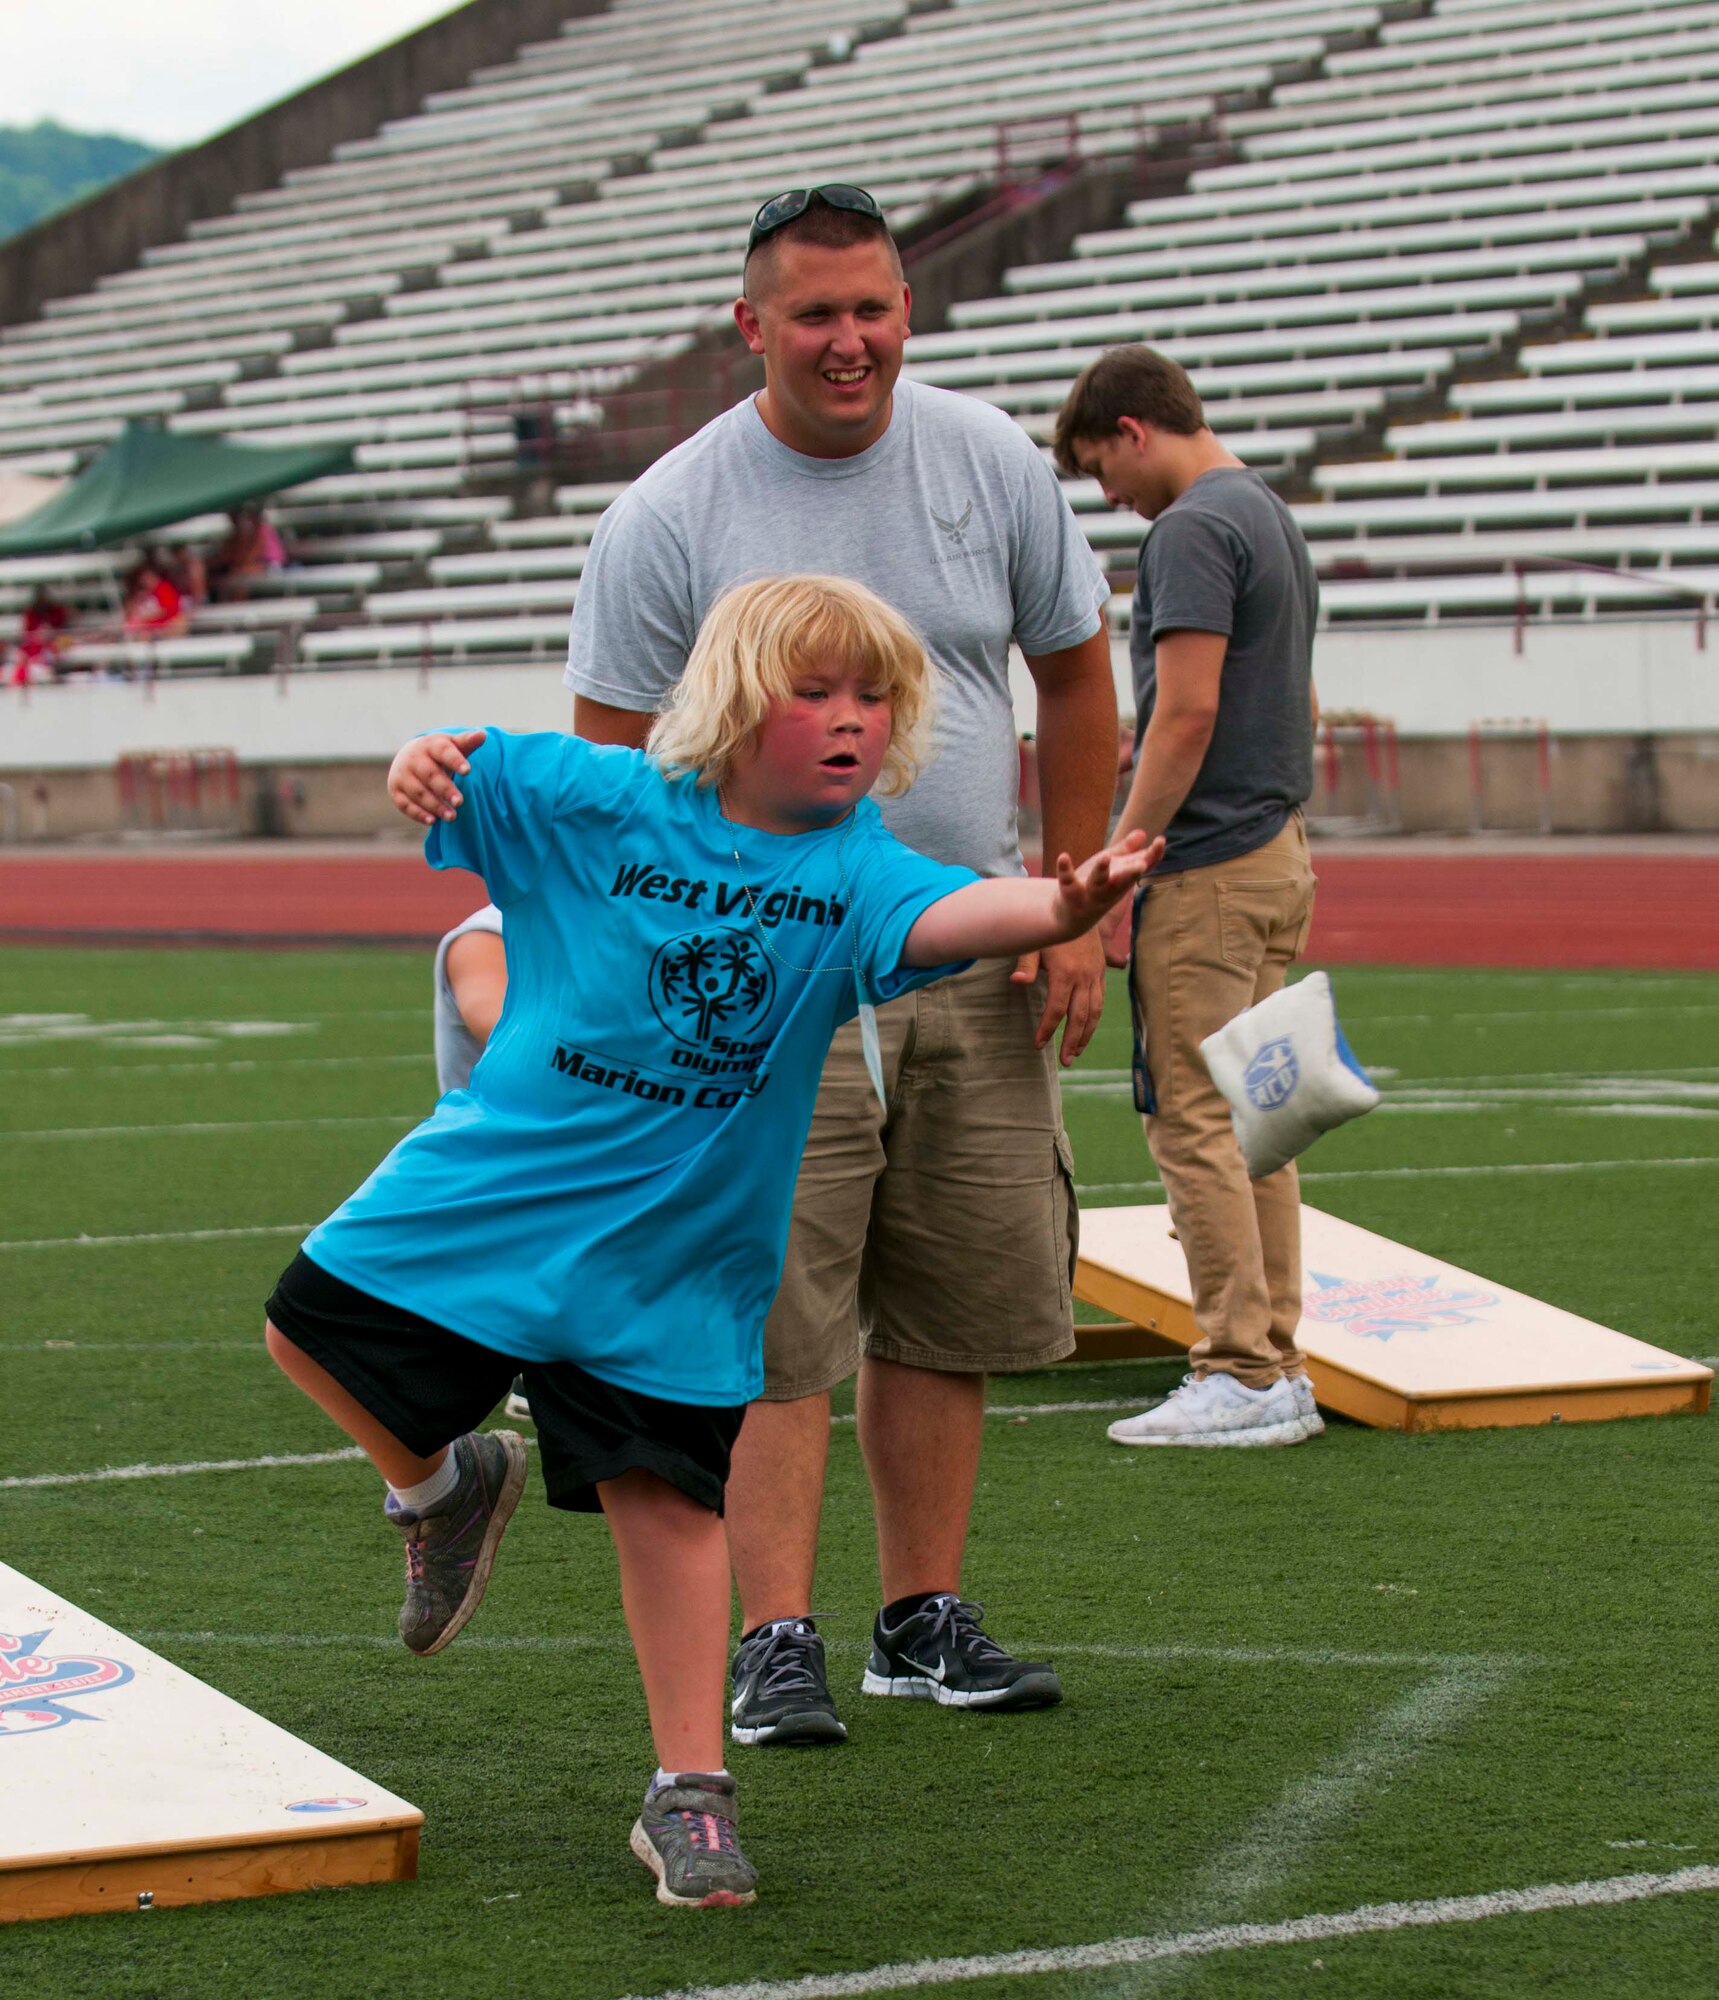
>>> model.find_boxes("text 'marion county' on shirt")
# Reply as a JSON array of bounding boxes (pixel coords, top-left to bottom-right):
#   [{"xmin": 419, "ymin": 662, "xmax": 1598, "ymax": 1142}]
[
  {"xmin": 303, "ymin": 730, "xmax": 976, "ymax": 1406},
  {"xmin": 1132, "ymin": 466, "xmax": 1318, "ymax": 875},
  {"xmin": 562, "ymin": 377, "xmax": 1112, "ymax": 881}
]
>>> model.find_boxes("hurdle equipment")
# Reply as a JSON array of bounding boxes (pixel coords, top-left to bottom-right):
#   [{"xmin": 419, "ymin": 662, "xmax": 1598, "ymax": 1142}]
[
  {"xmin": 0, "ymin": 1562, "xmax": 421, "ymax": 1923},
  {"xmin": 1074, "ymin": 1205, "xmax": 1712, "ymax": 1432}
]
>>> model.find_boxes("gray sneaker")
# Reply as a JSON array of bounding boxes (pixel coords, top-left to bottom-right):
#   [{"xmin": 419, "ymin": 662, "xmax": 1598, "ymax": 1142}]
[
  {"xmin": 385, "ymin": 1430, "xmax": 528, "ymax": 1656},
  {"xmin": 630, "ymin": 1773, "xmax": 759, "ymax": 1908}
]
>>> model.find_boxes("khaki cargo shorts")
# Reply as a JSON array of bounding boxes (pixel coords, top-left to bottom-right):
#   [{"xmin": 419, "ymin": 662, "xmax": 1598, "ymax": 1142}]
[{"xmin": 761, "ymin": 958, "xmax": 1080, "ymax": 1400}]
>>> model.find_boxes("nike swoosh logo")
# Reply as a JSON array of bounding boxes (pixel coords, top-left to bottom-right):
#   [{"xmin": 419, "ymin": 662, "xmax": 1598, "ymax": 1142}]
[{"xmin": 902, "ymin": 1655, "xmax": 947, "ymax": 1683}]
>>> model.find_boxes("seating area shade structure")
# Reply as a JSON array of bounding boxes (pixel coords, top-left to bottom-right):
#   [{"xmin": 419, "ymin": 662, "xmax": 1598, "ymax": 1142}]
[{"xmin": 0, "ymin": 423, "xmax": 355, "ymax": 557}]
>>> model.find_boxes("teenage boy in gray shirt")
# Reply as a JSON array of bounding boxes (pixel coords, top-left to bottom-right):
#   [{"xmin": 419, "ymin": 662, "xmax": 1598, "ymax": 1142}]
[
  {"xmin": 566, "ymin": 188, "xmax": 1119, "ymax": 1743},
  {"xmin": 1055, "ymin": 344, "xmax": 1324, "ymax": 1450}
]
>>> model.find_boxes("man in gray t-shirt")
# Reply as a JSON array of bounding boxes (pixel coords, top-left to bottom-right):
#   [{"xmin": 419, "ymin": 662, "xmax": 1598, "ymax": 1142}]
[
  {"xmin": 1055, "ymin": 344, "xmax": 1323, "ymax": 1450},
  {"xmin": 565, "ymin": 190, "xmax": 1118, "ymax": 1743}
]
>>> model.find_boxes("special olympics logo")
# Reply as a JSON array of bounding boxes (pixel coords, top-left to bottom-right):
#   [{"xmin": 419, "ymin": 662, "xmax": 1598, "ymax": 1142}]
[
  {"xmin": 0, "ymin": 1628, "xmax": 135, "ymax": 1738},
  {"xmin": 1303, "ymin": 1272, "xmax": 1499, "ymax": 1342},
  {"xmin": 1243, "ymin": 1036, "xmax": 1299, "ymax": 1110},
  {"xmin": 649, "ymin": 928, "xmax": 776, "ymax": 1046}
]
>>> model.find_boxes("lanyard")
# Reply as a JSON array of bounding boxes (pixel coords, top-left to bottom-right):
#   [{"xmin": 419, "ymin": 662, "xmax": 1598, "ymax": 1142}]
[{"xmin": 719, "ymin": 798, "xmax": 889, "ymax": 1110}]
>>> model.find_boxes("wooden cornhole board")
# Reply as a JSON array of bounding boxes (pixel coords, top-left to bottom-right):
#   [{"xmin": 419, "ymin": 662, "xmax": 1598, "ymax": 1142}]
[
  {"xmin": 0, "ymin": 1562, "xmax": 421, "ymax": 1923},
  {"xmin": 1073, "ymin": 1203, "xmax": 1713, "ymax": 1432}
]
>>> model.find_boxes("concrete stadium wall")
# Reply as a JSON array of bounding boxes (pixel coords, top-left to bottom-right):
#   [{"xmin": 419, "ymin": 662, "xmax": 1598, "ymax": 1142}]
[
  {"xmin": 2, "ymin": 643, "xmax": 1717, "ymax": 839},
  {"xmin": 0, "ymin": 0, "xmax": 609, "ymax": 327}
]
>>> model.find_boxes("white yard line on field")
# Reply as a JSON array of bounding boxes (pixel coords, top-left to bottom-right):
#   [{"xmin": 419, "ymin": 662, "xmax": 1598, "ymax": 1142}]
[
  {"xmin": 618, "ymin": 1867, "xmax": 1719, "ymax": 2000},
  {"xmin": 0, "ymin": 1447, "xmax": 366, "ymax": 1490},
  {"xmin": 0, "ymin": 1222, "xmax": 314, "ymax": 1252},
  {"xmin": 0, "ymin": 1053, "xmax": 432, "ymax": 1081},
  {"xmin": 137, "ymin": 1629, "xmax": 627, "ymax": 1654},
  {"xmin": 131, "ymin": 1631, "xmax": 1507, "ymax": 1675},
  {"xmin": 1096, "ymin": 1657, "xmax": 1516, "ymax": 1997},
  {"xmin": 4, "ymin": 1114, "xmax": 415, "ymax": 1142},
  {"xmin": 1076, "ymin": 1155, "xmax": 1719, "ymax": 1199}
]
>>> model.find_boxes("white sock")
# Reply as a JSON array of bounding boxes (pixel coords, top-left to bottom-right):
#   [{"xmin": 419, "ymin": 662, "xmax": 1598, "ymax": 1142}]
[
  {"xmin": 652, "ymin": 1766, "xmax": 730, "ymax": 1792},
  {"xmin": 388, "ymin": 1448, "xmax": 458, "ymax": 1513}
]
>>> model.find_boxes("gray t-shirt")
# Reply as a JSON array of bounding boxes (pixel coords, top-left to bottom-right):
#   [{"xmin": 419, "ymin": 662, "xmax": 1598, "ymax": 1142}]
[
  {"xmin": 433, "ymin": 901, "xmax": 504, "ymax": 1095},
  {"xmin": 564, "ymin": 377, "xmax": 1109, "ymax": 878},
  {"xmin": 1132, "ymin": 466, "xmax": 1317, "ymax": 874}
]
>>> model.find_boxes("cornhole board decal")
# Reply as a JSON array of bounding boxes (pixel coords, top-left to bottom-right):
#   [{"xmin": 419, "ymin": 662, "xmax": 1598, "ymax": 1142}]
[
  {"xmin": 1073, "ymin": 1203, "xmax": 1713, "ymax": 1431},
  {"xmin": 0, "ymin": 1562, "xmax": 421, "ymax": 1923}
]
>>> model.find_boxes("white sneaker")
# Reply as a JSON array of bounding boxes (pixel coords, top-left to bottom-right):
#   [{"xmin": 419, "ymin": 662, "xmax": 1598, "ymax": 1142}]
[
  {"xmin": 1288, "ymin": 1372, "xmax": 1325, "ymax": 1440},
  {"xmin": 1106, "ymin": 1372, "xmax": 1309, "ymax": 1448}
]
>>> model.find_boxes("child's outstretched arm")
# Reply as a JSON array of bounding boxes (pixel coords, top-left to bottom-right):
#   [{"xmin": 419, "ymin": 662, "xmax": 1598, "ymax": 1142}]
[
  {"xmin": 904, "ymin": 830, "xmax": 1163, "ymax": 968},
  {"xmin": 389, "ymin": 729, "xmax": 488, "ymax": 827}
]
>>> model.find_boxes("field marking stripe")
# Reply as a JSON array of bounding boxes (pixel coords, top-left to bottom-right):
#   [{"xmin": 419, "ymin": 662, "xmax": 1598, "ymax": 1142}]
[
  {"xmin": 3, "ymin": 1114, "xmax": 416, "ymax": 1142},
  {"xmin": 0, "ymin": 1222, "xmax": 314, "ymax": 1252},
  {"xmin": 9, "ymin": 1160, "xmax": 1716, "ymax": 1250},
  {"xmin": 1114, "ymin": 1657, "xmax": 1512, "ymax": 1997},
  {"xmin": 0, "ymin": 1447, "xmax": 366, "ymax": 1490},
  {"xmin": 0, "ymin": 1053, "xmax": 432, "ymax": 1081},
  {"xmin": 619, "ymin": 1866, "xmax": 1719, "ymax": 2000},
  {"xmin": 128, "ymin": 1631, "xmax": 1504, "ymax": 1672},
  {"xmin": 1076, "ymin": 1155, "xmax": 1719, "ymax": 1197}
]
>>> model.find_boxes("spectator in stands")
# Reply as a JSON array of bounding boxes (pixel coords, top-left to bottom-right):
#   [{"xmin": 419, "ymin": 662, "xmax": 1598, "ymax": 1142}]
[
  {"xmin": 565, "ymin": 186, "xmax": 1120, "ymax": 1743},
  {"xmin": 210, "ymin": 504, "xmax": 287, "ymax": 601},
  {"xmin": 9, "ymin": 583, "xmax": 69, "ymax": 684},
  {"xmin": 122, "ymin": 558, "xmax": 189, "ymax": 638},
  {"xmin": 162, "ymin": 541, "xmax": 208, "ymax": 607},
  {"xmin": 1053, "ymin": 344, "xmax": 1323, "ymax": 1450}
]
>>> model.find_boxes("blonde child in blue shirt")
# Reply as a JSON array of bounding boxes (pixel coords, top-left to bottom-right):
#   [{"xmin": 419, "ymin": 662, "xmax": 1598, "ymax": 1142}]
[{"xmin": 264, "ymin": 574, "xmax": 1157, "ymax": 1908}]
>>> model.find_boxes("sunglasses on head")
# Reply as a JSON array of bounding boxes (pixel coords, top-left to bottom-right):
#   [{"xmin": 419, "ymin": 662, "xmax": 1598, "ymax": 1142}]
[{"xmin": 746, "ymin": 184, "xmax": 886, "ymax": 256}]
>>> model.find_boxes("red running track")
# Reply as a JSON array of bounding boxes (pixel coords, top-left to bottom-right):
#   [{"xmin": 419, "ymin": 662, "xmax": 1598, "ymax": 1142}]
[{"xmin": 0, "ymin": 847, "xmax": 1715, "ymax": 970}]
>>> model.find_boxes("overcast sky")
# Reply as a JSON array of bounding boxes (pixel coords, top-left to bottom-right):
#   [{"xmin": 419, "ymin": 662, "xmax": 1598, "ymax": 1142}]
[{"xmin": 9, "ymin": 1, "xmax": 460, "ymax": 149}]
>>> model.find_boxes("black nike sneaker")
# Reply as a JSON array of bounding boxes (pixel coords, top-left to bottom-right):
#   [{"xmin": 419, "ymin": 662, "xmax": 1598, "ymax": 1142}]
[
  {"xmin": 862, "ymin": 1594, "xmax": 1063, "ymax": 1711},
  {"xmin": 730, "ymin": 1616, "xmax": 848, "ymax": 1747}
]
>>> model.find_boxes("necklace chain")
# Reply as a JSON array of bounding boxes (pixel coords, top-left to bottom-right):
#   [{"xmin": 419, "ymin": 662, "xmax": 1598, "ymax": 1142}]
[{"xmin": 719, "ymin": 794, "xmax": 863, "ymax": 983}]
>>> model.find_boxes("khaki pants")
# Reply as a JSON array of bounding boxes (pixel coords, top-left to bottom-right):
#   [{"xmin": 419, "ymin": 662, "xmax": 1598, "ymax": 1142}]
[
  {"xmin": 1131, "ymin": 814, "xmax": 1317, "ymax": 1389},
  {"xmin": 761, "ymin": 959, "xmax": 1079, "ymax": 1399}
]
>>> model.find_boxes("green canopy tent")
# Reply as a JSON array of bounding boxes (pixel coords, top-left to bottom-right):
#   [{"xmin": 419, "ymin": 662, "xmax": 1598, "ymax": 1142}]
[{"xmin": 0, "ymin": 421, "xmax": 355, "ymax": 557}]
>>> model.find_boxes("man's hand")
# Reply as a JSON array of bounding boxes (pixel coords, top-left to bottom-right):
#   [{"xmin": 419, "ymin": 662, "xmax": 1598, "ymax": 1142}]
[
  {"xmin": 1013, "ymin": 933, "xmax": 1108, "ymax": 1063},
  {"xmin": 389, "ymin": 729, "xmax": 486, "ymax": 826},
  {"xmin": 1098, "ymin": 899, "xmax": 1133, "ymax": 971},
  {"xmin": 1015, "ymin": 831, "xmax": 1164, "ymax": 1062}
]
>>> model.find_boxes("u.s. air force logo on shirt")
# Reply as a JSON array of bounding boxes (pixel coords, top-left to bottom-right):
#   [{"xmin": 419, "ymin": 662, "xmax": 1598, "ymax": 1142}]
[{"xmin": 649, "ymin": 927, "xmax": 776, "ymax": 1046}]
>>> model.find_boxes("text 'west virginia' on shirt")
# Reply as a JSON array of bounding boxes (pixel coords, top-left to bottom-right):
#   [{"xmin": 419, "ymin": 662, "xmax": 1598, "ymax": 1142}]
[
  {"xmin": 563, "ymin": 378, "xmax": 1111, "ymax": 881},
  {"xmin": 303, "ymin": 729, "xmax": 977, "ymax": 1406}
]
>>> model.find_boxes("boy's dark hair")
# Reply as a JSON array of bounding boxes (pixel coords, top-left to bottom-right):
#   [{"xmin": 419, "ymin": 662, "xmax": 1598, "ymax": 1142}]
[
  {"xmin": 744, "ymin": 205, "xmax": 902, "ymax": 297},
  {"xmin": 1052, "ymin": 345, "xmax": 1207, "ymax": 474}
]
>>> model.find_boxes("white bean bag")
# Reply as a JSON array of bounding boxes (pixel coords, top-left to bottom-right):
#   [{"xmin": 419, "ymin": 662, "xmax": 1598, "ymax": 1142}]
[{"xmin": 1199, "ymin": 970, "xmax": 1379, "ymax": 1180}]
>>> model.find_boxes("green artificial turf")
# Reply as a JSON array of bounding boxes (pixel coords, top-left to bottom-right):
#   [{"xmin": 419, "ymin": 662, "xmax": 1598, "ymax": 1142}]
[{"xmin": 1, "ymin": 949, "xmax": 1715, "ymax": 1998}]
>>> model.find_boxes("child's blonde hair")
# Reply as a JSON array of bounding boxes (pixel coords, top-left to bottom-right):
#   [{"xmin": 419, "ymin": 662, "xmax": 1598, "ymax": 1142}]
[{"xmin": 647, "ymin": 574, "xmax": 934, "ymax": 796}]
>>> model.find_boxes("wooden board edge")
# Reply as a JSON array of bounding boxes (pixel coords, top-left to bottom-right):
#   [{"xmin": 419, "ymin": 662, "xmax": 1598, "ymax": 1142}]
[
  {"xmin": 1398, "ymin": 1381, "xmax": 1711, "ymax": 1433},
  {"xmin": 1073, "ymin": 1266, "xmax": 1200, "ymax": 1349},
  {"xmin": 0, "ymin": 1824, "xmax": 420, "ymax": 1924},
  {"xmin": 0, "ymin": 1808, "xmax": 424, "ymax": 1877},
  {"xmin": 1074, "ymin": 1261, "xmax": 1711, "ymax": 1434}
]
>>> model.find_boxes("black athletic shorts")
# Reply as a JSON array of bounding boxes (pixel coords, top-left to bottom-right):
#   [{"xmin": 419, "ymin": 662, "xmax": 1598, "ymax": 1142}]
[{"xmin": 265, "ymin": 1251, "xmax": 746, "ymax": 1515}]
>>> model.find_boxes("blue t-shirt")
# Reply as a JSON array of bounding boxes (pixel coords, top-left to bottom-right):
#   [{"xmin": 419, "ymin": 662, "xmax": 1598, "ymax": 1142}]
[{"xmin": 303, "ymin": 730, "xmax": 976, "ymax": 1405}]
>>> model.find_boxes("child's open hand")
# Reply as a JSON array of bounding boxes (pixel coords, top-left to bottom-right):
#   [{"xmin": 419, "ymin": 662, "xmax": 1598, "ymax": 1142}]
[
  {"xmin": 389, "ymin": 730, "xmax": 487, "ymax": 827},
  {"xmin": 1051, "ymin": 829, "xmax": 1165, "ymax": 934}
]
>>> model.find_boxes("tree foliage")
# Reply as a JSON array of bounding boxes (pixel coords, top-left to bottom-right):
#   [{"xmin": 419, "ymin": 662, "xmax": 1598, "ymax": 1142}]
[{"xmin": 0, "ymin": 120, "xmax": 159, "ymax": 242}]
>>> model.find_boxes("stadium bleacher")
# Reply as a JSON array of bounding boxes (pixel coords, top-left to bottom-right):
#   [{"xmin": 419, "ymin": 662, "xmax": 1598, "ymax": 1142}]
[{"xmin": 8, "ymin": 0, "xmax": 1719, "ymax": 677}]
